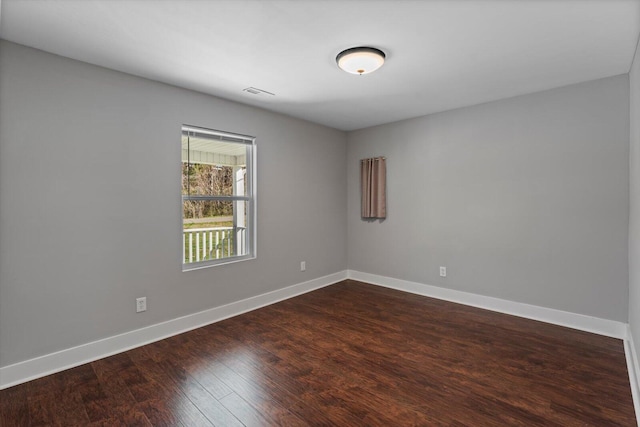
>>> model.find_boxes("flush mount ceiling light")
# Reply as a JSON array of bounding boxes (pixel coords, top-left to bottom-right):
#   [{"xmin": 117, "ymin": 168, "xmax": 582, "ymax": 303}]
[{"xmin": 336, "ymin": 47, "xmax": 386, "ymax": 75}]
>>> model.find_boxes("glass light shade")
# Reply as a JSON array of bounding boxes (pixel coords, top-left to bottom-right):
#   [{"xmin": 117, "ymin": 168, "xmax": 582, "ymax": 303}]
[{"xmin": 336, "ymin": 47, "xmax": 385, "ymax": 75}]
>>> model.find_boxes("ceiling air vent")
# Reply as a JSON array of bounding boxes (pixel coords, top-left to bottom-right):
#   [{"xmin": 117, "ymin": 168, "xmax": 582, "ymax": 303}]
[{"xmin": 243, "ymin": 87, "xmax": 275, "ymax": 96}]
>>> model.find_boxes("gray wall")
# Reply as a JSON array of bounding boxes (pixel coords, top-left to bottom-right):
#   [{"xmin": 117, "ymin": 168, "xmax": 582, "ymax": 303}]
[
  {"xmin": 0, "ymin": 41, "xmax": 347, "ymax": 367},
  {"xmin": 629, "ymin": 39, "xmax": 640, "ymax": 353},
  {"xmin": 347, "ymin": 76, "xmax": 630, "ymax": 321}
]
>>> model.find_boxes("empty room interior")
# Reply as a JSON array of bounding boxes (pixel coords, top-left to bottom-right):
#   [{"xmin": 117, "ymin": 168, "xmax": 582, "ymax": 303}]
[{"xmin": 3, "ymin": 0, "xmax": 640, "ymax": 425}]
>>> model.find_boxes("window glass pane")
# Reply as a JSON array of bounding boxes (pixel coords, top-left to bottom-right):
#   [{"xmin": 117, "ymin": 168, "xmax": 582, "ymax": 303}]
[
  {"xmin": 181, "ymin": 135, "xmax": 247, "ymax": 197},
  {"xmin": 182, "ymin": 200, "xmax": 248, "ymax": 263}
]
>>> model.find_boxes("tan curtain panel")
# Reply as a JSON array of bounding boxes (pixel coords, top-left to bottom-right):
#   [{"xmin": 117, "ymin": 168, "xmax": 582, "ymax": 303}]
[{"xmin": 361, "ymin": 157, "xmax": 386, "ymax": 219}]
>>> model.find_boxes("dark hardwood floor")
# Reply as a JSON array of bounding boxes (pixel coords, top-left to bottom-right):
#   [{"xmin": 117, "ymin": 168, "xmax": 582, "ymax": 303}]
[{"xmin": 0, "ymin": 280, "xmax": 636, "ymax": 426}]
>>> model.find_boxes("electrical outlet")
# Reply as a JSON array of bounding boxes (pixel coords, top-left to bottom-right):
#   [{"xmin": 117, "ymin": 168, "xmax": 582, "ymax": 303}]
[
  {"xmin": 300, "ymin": 261, "xmax": 306, "ymax": 271},
  {"xmin": 136, "ymin": 297, "xmax": 147, "ymax": 313},
  {"xmin": 439, "ymin": 266, "xmax": 447, "ymax": 277}
]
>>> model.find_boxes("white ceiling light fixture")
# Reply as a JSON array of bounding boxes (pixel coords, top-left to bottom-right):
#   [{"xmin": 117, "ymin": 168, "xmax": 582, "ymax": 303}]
[{"xmin": 336, "ymin": 46, "xmax": 386, "ymax": 75}]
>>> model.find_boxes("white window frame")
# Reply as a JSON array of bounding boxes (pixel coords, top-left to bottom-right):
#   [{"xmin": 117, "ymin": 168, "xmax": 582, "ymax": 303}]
[{"xmin": 181, "ymin": 124, "xmax": 256, "ymax": 271}]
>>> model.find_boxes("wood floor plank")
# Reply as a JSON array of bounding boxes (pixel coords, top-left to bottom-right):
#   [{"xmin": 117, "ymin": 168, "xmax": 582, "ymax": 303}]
[
  {"xmin": 218, "ymin": 392, "xmax": 271, "ymax": 427},
  {"xmin": 88, "ymin": 356, "xmax": 151, "ymax": 424},
  {"xmin": 193, "ymin": 348, "xmax": 324, "ymax": 425},
  {"xmin": 158, "ymin": 358, "xmax": 243, "ymax": 427},
  {"xmin": 0, "ymin": 280, "xmax": 635, "ymax": 426},
  {"xmin": 125, "ymin": 351, "xmax": 216, "ymax": 427},
  {"xmin": 0, "ymin": 384, "xmax": 29, "ymax": 426}
]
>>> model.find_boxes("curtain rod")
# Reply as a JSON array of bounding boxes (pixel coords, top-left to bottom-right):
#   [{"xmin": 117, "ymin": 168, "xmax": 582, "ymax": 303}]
[{"xmin": 360, "ymin": 156, "xmax": 386, "ymax": 161}]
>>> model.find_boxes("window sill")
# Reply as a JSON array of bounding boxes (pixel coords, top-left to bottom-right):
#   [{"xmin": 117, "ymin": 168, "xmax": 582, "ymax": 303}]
[{"xmin": 182, "ymin": 254, "xmax": 255, "ymax": 272}]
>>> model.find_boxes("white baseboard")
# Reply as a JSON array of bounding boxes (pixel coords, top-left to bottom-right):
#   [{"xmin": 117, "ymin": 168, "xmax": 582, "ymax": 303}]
[
  {"xmin": 0, "ymin": 270, "xmax": 348, "ymax": 390},
  {"xmin": 347, "ymin": 270, "xmax": 628, "ymax": 339},
  {"xmin": 625, "ymin": 326, "xmax": 640, "ymax": 426}
]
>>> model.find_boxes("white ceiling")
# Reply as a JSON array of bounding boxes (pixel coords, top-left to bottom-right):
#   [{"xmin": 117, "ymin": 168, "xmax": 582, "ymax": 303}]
[{"xmin": 1, "ymin": 0, "xmax": 639, "ymax": 131}]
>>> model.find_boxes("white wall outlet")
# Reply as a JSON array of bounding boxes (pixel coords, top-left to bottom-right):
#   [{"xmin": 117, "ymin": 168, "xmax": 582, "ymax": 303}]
[
  {"xmin": 439, "ymin": 266, "xmax": 447, "ymax": 277},
  {"xmin": 136, "ymin": 297, "xmax": 147, "ymax": 313},
  {"xmin": 300, "ymin": 261, "xmax": 306, "ymax": 271}
]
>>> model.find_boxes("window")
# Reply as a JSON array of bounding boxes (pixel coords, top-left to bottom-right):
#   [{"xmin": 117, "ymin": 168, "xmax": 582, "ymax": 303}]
[{"xmin": 181, "ymin": 125, "xmax": 255, "ymax": 269}]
